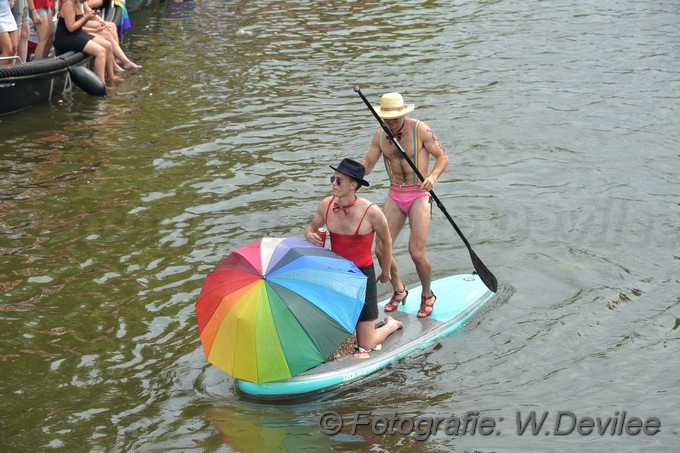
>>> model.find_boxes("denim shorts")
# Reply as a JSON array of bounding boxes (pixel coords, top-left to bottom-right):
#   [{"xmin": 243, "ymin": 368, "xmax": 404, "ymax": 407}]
[{"xmin": 36, "ymin": 8, "xmax": 52, "ymax": 17}]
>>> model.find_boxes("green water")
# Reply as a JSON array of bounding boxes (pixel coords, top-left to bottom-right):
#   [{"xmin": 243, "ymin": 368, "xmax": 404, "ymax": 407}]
[{"xmin": 1, "ymin": 0, "xmax": 678, "ymax": 451}]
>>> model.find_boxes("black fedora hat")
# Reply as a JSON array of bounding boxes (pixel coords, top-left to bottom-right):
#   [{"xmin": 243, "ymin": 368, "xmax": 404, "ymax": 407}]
[{"xmin": 329, "ymin": 158, "xmax": 370, "ymax": 187}]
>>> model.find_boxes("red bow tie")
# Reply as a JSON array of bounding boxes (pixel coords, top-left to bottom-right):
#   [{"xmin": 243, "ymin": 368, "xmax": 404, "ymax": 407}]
[
  {"xmin": 332, "ymin": 198, "xmax": 358, "ymax": 215},
  {"xmin": 387, "ymin": 119, "xmax": 405, "ymax": 145},
  {"xmin": 387, "ymin": 132, "xmax": 402, "ymax": 145}
]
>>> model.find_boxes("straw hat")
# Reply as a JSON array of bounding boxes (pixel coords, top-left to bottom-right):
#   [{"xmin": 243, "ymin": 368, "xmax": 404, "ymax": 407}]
[{"xmin": 373, "ymin": 92, "xmax": 415, "ymax": 119}]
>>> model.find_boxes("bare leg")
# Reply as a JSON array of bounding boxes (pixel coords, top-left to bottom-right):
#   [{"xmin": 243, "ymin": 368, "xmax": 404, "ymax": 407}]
[
  {"xmin": 35, "ymin": 12, "xmax": 54, "ymax": 59},
  {"xmin": 109, "ymin": 35, "xmax": 140, "ymax": 69},
  {"xmin": 355, "ymin": 316, "xmax": 403, "ymax": 351},
  {"xmin": 18, "ymin": 20, "xmax": 30, "ymax": 63},
  {"xmin": 84, "ymin": 25, "xmax": 140, "ymax": 70},
  {"xmin": 92, "ymin": 36, "xmax": 120, "ymax": 82},
  {"xmin": 82, "ymin": 39, "xmax": 107, "ymax": 82},
  {"xmin": 87, "ymin": 0, "xmax": 104, "ymax": 9},
  {"xmin": 103, "ymin": 21, "xmax": 119, "ymax": 45},
  {"xmin": 375, "ymin": 196, "xmax": 408, "ymax": 298},
  {"xmin": 407, "ymin": 197, "xmax": 433, "ymax": 298},
  {"xmin": 0, "ymin": 30, "xmax": 14, "ymax": 56},
  {"xmin": 8, "ymin": 29, "xmax": 18, "ymax": 57},
  {"xmin": 85, "ymin": 27, "xmax": 122, "ymax": 71},
  {"xmin": 0, "ymin": 32, "xmax": 14, "ymax": 57}
]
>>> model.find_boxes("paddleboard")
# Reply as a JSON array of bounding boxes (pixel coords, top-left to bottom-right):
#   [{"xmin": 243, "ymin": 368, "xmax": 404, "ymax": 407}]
[{"xmin": 237, "ymin": 273, "xmax": 494, "ymax": 399}]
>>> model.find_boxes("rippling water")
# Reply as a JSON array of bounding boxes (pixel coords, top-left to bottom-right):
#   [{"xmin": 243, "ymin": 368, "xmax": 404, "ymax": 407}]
[{"xmin": 1, "ymin": 0, "xmax": 678, "ymax": 451}]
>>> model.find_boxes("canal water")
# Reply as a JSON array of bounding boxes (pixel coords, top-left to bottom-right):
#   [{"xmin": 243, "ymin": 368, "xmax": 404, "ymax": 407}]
[{"xmin": 1, "ymin": 0, "xmax": 678, "ymax": 451}]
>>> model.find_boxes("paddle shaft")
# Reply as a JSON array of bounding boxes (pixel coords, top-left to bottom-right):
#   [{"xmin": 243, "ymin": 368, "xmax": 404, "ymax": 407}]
[{"xmin": 354, "ymin": 86, "xmax": 498, "ymax": 293}]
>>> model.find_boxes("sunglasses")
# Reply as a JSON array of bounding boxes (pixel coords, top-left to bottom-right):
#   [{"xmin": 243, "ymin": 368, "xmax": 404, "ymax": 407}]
[{"xmin": 330, "ymin": 176, "xmax": 343, "ymax": 185}]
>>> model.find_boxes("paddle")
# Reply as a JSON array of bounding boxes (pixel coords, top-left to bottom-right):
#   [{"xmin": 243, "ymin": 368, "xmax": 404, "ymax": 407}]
[{"xmin": 354, "ymin": 86, "xmax": 498, "ymax": 293}]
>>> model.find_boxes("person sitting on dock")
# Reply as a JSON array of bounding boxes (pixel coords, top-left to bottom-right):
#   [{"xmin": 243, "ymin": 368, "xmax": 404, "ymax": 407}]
[
  {"xmin": 82, "ymin": 0, "xmax": 140, "ymax": 71},
  {"xmin": 54, "ymin": 0, "xmax": 120, "ymax": 83},
  {"xmin": 305, "ymin": 158, "xmax": 404, "ymax": 352}
]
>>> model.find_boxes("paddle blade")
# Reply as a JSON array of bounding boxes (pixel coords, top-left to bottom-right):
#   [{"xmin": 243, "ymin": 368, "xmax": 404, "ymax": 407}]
[{"xmin": 470, "ymin": 250, "xmax": 498, "ymax": 293}]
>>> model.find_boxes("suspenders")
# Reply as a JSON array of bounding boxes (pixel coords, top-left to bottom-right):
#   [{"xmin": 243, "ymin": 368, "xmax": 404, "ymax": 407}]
[{"xmin": 381, "ymin": 119, "xmax": 421, "ymax": 183}]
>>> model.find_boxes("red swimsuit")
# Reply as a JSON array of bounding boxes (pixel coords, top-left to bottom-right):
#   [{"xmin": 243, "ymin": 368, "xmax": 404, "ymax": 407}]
[{"xmin": 324, "ymin": 197, "xmax": 375, "ymax": 268}]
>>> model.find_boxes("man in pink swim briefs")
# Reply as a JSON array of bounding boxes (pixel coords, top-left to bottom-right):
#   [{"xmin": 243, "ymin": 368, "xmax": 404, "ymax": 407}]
[{"xmin": 360, "ymin": 92, "xmax": 449, "ymax": 319}]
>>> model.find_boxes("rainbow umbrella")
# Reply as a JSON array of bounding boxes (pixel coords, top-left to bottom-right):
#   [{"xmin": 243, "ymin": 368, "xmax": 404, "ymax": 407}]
[{"xmin": 195, "ymin": 237, "xmax": 367, "ymax": 384}]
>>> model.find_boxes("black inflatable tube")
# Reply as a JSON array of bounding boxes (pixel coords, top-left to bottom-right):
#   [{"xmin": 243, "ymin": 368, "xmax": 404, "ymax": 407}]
[{"xmin": 67, "ymin": 65, "xmax": 107, "ymax": 97}]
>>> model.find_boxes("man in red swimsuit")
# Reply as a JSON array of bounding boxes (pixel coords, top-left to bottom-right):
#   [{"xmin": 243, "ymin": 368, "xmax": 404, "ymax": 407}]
[
  {"xmin": 305, "ymin": 158, "xmax": 403, "ymax": 352},
  {"xmin": 361, "ymin": 92, "xmax": 449, "ymax": 318}
]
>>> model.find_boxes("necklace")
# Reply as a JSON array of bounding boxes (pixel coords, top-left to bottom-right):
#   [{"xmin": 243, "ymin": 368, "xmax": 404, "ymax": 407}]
[{"xmin": 332, "ymin": 197, "xmax": 358, "ymax": 215}]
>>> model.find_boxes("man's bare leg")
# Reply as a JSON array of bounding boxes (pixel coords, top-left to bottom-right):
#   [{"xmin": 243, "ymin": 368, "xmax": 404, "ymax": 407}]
[
  {"xmin": 375, "ymin": 197, "xmax": 407, "ymax": 297},
  {"xmin": 356, "ymin": 316, "xmax": 403, "ymax": 351},
  {"xmin": 407, "ymin": 197, "xmax": 433, "ymax": 298}
]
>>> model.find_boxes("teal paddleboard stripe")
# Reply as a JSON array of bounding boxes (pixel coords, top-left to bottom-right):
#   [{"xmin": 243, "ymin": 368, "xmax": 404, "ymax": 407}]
[{"xmin": 237, "ymin": 273, "xmax": 495, "ymax": 398}]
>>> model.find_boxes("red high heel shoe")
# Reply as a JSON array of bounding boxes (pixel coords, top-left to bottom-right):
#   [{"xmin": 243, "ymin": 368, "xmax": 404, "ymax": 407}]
[
  {"xmin": 417, "ymin": 291, "xmax": 436, "ymax": 318},
  {"xmin": 384, "ymin": 286, "xmax": 408, "ymax": 312}
]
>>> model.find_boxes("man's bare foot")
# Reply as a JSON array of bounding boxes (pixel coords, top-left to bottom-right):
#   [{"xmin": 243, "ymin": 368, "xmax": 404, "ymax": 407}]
[{"xmin": 385, "ymin": 316, "xmax": 404, "ymax": 330}]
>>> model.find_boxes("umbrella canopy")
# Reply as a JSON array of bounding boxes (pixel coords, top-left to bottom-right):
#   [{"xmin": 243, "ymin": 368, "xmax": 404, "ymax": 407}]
[{"xmin": 196, "ymin": 237, "xmax": 367, "ymax": 384}]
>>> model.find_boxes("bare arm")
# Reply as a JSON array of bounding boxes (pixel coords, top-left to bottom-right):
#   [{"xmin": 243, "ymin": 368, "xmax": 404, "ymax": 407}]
[
  {"xmin": 368, "ymin": 205, "xmax": 392, "ymax": 283},
  {"xmin": 418, "ymin": 121, "xmax": 449, "ymax": 192},
  {"xmin": 359, "ymin": 131, "xmax": 383, "ymax": 175},
  {"xmin": 61, "ymin": 3, "xmax": 98, "ymax": 32},
  {"xmin": 83, "ymin": 1, "xmax": 106, "ymax": 24},
  {"xmin": 27, "ymin": 0, "xmax": 41, "ymax": 25},
  {"xmin": 304, "ymin": 198, "xmax": 330, "ymax": 246}
]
